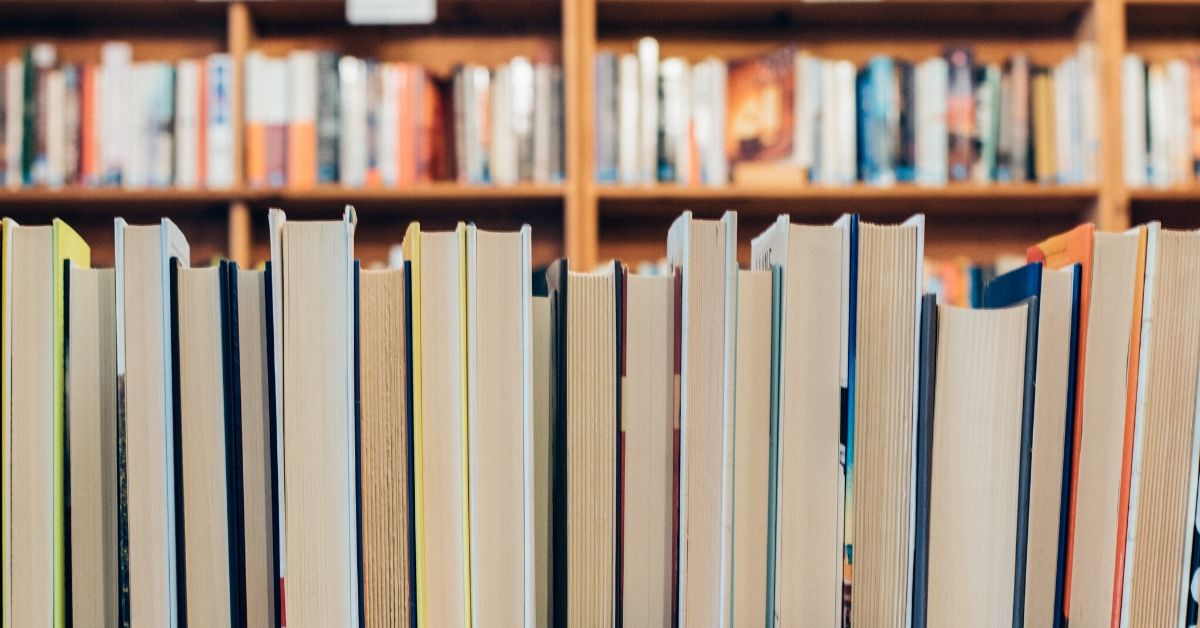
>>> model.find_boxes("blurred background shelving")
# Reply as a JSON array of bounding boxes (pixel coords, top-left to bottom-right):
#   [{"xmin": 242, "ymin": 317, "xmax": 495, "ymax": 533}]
[{"xmin": 0, "ymin": 0, "xmax": 1193, "ymax": 268}]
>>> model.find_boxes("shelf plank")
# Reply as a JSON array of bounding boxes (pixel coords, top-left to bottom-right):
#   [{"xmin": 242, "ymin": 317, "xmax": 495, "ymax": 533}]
[
  {"xmin": 597, "ymin": 183, "xmax": 1098, "ymax": 217},
  {"xmin": 1129, "ymin": 187, "xmax": 1200, "ymax": 202}
]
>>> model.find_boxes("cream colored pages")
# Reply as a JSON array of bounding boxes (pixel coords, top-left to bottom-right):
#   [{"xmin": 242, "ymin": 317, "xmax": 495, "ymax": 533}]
[
  {"xmin": 1023, "ymin": 266, "xmax": 1075, "ymax": 626},
  {"xmin": 68, "ymin": 267, "xmax": 118, "ymax": 628},
  {"xmin": 282, "ymin": 220, "xmax": 354, "ymax": 627},
  {"xmin": 177, "ymin": 267, "xmax": 232, "ymax": 628},
  {"xmin": 567, "ymin": 267, "xmax": 616, "ymax": 626},
  {"xmin": 469, "ymin": 229, "xmax": 527, "ymax": 627},
  {"xmin": 236, "ymin": 269, "xmax": 276, "ymax": 628},
  {"xmin": 1126, "ymin": 230, "xmax": 1200, "ymax": 627},
  {"xmin": 418, "ymin": 231, "xmax": 468, "ymax": 628},
  {"xmin": 927, "ymin": 304, "xmax": 1028, "ymax": 628},
  {"xmin": 732, "ymin": 270, "xmax": 772, "ymax": 626},
  {"xmin": 11, "ymin": 227, "xmax": 53, "ymax": 628},
  {"xmin": 1068, "ymin": 231, "xmax": 1140, "ymax": 628},
  {"xmin": 853, "ymin": 221, "xmax": 920, "ymax": 627},
  {"xmin": 622, "ymin": 273, "xmax": 675, "ymax": 627},
  {"xmin": 360, "ymin": 268, "xmax": 409, "ymax": 628}
]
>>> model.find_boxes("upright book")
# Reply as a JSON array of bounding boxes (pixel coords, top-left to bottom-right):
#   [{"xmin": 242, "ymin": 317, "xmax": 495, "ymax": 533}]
[
  {"xmin": 7, "ymin": 220, "xmax": 88, "ymax": 628},
  {"xmin": 268, "ymin": 207, "xmax": 359, "ymax": 627},
  {"xmin": 116, "ymin": 217, "xmax": 188, "ymax": 628}
]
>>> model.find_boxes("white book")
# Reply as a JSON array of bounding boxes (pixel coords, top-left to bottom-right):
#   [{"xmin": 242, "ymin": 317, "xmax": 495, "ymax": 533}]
[
  {"xmin": 510, "ymin": 57, "xmax": 535, "ymax": 182},
  {"xmin": 4, "ymin": 59, "xmax": 22, "ymax": 187},
  {"xmin": 1122, "ymin": 54, "xmax": 1148, "ymax": 188},
  {"xmin": 100, "ymin": 41, "xmax": 132, "ymax": 185},
  {"xmin": 708, "ymin": 59, "xmax": 728, "ymax": 185},
  {"xmin": 660, "ymin": 57, "xmax": 688, "ymax": 184},
  {"xmin": 45, "ymin": 69, "xmax": 65, "ymax": 187},
  {"xmin": 378, "ymin": 63, "xmax": 400, "ymax": 187},
  {"xmin": 673, "ymin": 59, "xmax": 693, "ymax": 185},
  {"xmin": 1148, "ymin": 63, "xmax": 1170, "ymax": 187},
  {"xmin": 287, "ymin": 50, "xmax": 318, "ymax": 188},
  {"xmin": 489, "ymin": 64, "xmax": 516, "ymax": 185},
  {"xmin": 116, "ymin": 217, "xmax": 190, "ymax": 628},
  {"xmin": 339, "ymin": 56, "xmax": 368, "ymax": 188},
  {"xmin": 268, "ymin": 207, "xmax": 359, "ymax": 628},
  {"xmin": 205, "ymin": 54, "xmax": 235, "ymax": 188},
  {"xmin": 617, "ymin": 53, "xmax": 640, "ymax": 184},
  {"xmin": 819, "ymin": 60, "xmax": 839, "ymax": 185},
  {"xmin": 532, "ymin": 63, "xmax": 552, "ymax": 184},
  {"xmin": 123, "ymin": 63, "xmax": 154, "ymax": 189},
  {"xmin": 262, "ymin": 57, "xmax": 289, "ymax": 187},
  {"xmin": 794, "ymin": 51, "xmax": 821, "ymax": 173},
  {"xmin": 466, "ymin": 225, "xmax": 533, "ymax": 627},
  {"xmin": 668, "ymin": 211, "xmax": 738, "ymax": 628},
  {"xmin": 638, "ymin": 37, "xmax": 660, "ymax": 183},
  {"xmin": 1078, "ymin": 43, "xmax": 1100, "ymax": 183},
  {"xmin": 1054, "ymin": 59, "xmax": 1073, "ymax": 184},
  {"xmin": 174, "ymin": 59, "xmax": 202, "ymax": 189}
]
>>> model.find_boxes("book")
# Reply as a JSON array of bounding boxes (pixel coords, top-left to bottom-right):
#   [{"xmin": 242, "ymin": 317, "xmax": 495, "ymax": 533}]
[
  {"xmin": 667, "ymin": 211, "xmax": 737, "ymax": 626},
  {"xmin": 984, "ymin": 262, "xmax": 1082, "ymax": 628},
  {"xmin": 916, "ymin": 57, "xmax": 949, "ymax": 186},
  {"xmin": 205, "ymin": 53, "xmax": 235, "ymax": 189},
  {"xmin": 620, "ymin": 271, "xmax": 677, "ymax": 627},
  {"xmin": 466, "ymin": 226, "xmax": 533, "ymax": 626},
  {"xmin": 116, "ymin": 217, "xmax": 188, "ymax": 627},
  {"xmin": 846, "ymin": 215, "xmax": 925, "ymax": 626},
  {"xmin": 174, "ymin": 59, "xmax": 201, "ymax": 189},
  {"xmin": 751, "ymin": 215, "xmax": 845, "ymax": 627},
  {"xmin": 946, "ymin": 46, "xmax": 976, "ymax": 182},
  {"xmin": 546, "ymin": 259, "xmax": 621, "ymax": 626},
  {"xmin": 66, "ymin": 265, "xmax": 118, "ymax": 628},
  {"xmin": 726, "ymin": 46, "xmax": 797, "ymax": 183},
  {"xmin": 8, "ymin": 220, "xmax": 89, "ymax": 628},
  {"xmin": 359, "ymin": 267, "xmax": 412, "ymax": 628},
  {"xmin": 924, "ymin": 298, "xmax": 1037, "ymax": 627},
  {"xmin": 858, "ymin": 55, "xmax": 895, "ymax": 185},
  {"xmin": 1122, "ymin": 55, "xmax": 1148, "ymax": 187},
  {"xmin": 731, "ymin": 269, "xmax": 773, "ymax": 626},
  {"xmin": 401, "ymin": 222, "xmax": 471, "ymax": 627},
  {"xmin": 267, "ymin": 207, "xmax": 360, "ymax": 627},
  {"xmin": 532, "ymin": 294, "xmax": 552, "ymax": 628},
  {"xmin": 288, "ymin": 50, "xmax": 318, "ymax": 190},
  {"xmin": 172, "ymin": 262, "xmax": 243, "ymax": 626},
  {"xmin": 234, "ymin": 268, "xmax": 277, "ymax": 628},
  {"xmin": 617, "ymin": 52, "xmax": 639, "ymax": 185},
  {"xmin": 637, "ymin": 37, "xmax": 659, "ymax": 184},
  {"xmin": 1063, "ymin": 225, "xmax": 1148, "ymax": 627},
  {"xmin": 1119, "ymin": 228, "xmax": 1200, "ymax": 626}
]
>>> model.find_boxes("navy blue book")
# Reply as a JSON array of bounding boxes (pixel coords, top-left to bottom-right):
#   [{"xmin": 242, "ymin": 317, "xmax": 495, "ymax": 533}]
[{"xmin": 984, "ymin": 261, "xmax": 1081, "ymax": 628}]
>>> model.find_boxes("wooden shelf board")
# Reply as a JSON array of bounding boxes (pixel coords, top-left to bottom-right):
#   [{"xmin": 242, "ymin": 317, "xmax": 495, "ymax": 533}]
[
  {"xmin": 0, "ymin": 187, "xmax": 257, "ymax": 208},
  {"xmin": 1129, "ymin": 187, "xmax": 1200, "ymax": 202},
  {"xmin": 272, "ymin": 182, "xmax": 565, "ymax": 202},
  {"xmin": 596, "ymin": 183, "xmax": 1098, "ymax": 217},
  {"xmin": 246, "ymin": 0, "xmax": 560, "ymax": 34},
  {"xmin": 597, "ymin": 0, "xmax": 1089, "ymax": 32}
]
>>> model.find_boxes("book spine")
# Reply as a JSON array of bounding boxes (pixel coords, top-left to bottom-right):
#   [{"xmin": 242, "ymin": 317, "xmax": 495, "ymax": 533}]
[
  {"xmin": 945, "ymin": 46, "xmax": 975, "ymax": 182},
  {"xmin": 595, "ymin": 52, "xmax": 617, "ymax": 183},
  {"xmin": 532, "ymin": 63, "xmax": 551, "ymax": 184},
  {"xmin": 339, "ymin": 55, "xmax": 367, "ymax": 188},
  {"xmin": 896, "ymin": 61, "xmax": 916, "ymax": 183},
  {"xmin": 316, "ymin": 51, "xmax": 340, "ymax": 185},
  {"xmin": 617, "ymin": 53, "xmax": 639, "ymax": 185},
  {"xmin": 62, "ymin": 64, "xmax": 80, "ymax": 185},
  {"xmin": 638, "ymin": 37, "xmax": 659, "ymax": 184},
  {"xmin": 263, "ymin": 59, "xmax": 288, "ymax": 188},
  {"xmin": 174, "ymin": 60, "xmax": 199, "ymax": 189},
  {"xmin": 45, "ymin": 67, "xmax": 64, "ymax": 187},
  {"xmin": 1148, "ymin": 63, "xmax": 1168, "ymax": 186},
  {"xmin": 1011, "ymin": 54, "xmax": 1031, "ymax": 182},
  {"xmin": 510, "ymin": 58, "xmax": 534, "ymax": 183},
  {"xmin": 244, "ymin": 52, "xmax": 267, "ymax": 188},
  {"xmin": 835, "ymin": 60, "xmax": 857, "ymax": 185},
  {"xmin": 5, "ymin": 58, "xmax": 22, "ymax": 187},
  {"xmin": 288, "ymin": 51, "xmax": 318, "ymax": 190},
  {"xmin": 1123, "ymin": 55, "xmax": 1148, "ymax": 187},
  {"xmin": 976, "ymin": 63, "xmax": 1000, "ymax": 183},
  {"xmin": 364, "ymin": 60, "xmax": 381, "ymax": 187},
  {"xmin": 204, "ymin": 53, "xmax": 235, "ymax": 189}
]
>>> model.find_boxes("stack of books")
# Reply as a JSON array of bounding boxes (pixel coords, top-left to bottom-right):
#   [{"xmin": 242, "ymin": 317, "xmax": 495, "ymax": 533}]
[
  {"xmin": 244, "ymin": 50, "xmax": 565, "ymax": 189},
  {"xmin": 595, "ymin": 39, "xmax": 1099, "ymax": 187},
  {"xmin": 4, "ymin": 209, "xmax": 1199, "ymax": 628},
  {"xmin": 0, "ymin": 42, "xmax": 236, "ymax": 189}
]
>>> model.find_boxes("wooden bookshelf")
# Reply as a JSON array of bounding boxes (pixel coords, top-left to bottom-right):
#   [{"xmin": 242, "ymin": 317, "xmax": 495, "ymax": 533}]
[{"xmin": 0, "ymin": 0, "xmax": 1189, "ymax": 268}]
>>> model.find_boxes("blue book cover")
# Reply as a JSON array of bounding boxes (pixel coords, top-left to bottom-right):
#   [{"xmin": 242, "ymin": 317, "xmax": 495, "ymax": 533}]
[
  {"xmin": 859, "ymin": 57, "xmax": 896, "ymax": 185},
  {"xmin": 984, "ymin": 261, "xmax": 1081, "ymax": 628},
  {"xmin": 765, "ymin": 264, "xmax": 782, "ymax": 626},
  {"xmin": 840, "ymin": 214, "xmax": 859, "ymax": 623}
]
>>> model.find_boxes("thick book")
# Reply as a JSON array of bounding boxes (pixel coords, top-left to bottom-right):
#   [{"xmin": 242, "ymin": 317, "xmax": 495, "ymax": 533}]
[
  {"xmin": 172, "ymin": 262, "xmax": 244, "ymax": 627},
  {"xmin": 731, "ymin": 269, "xmax": 773, "ymax": 626},
  {"xmin": 7, "ymin": 220, "xmax": 89, "ymax": 628},
  {"xmin": 924, "ymin": 298, "xmax": 1038, "ymax": 628},
  {"xmin": 401, "ymin": 222, "xmax": 471, "ymax": 627},
  {"xmin": 1120, "ymin": 227, "xmax": 1200, "ymax": 627},
  {"xmin": 546, "ymin": 259, "xmax": 621, "ymax": 627},
  {"xmin": 268, "ymin": 207, "xmax": 360, "ymax": 627},
  {"xmin": 116, "ymin": 217, "xmax": 189, "ymax": 627},
  {"xmin": 846, "ymin": 215, "xmax": 925, "ymax": 627},
  {"xmin": 667, "ymin": 211, "xmax": 737, "ymax": 627},
  {"xmin": 985, "ymin": 262, "xmax": 1082, "ymax": 628},
  {"xmin": 467, "ymin": 226, "xmax": 534, "ymax": 626},
  {"xmin": 66, "ymin": 265, "xmax": 118, "ymax": 628},
  {"xmin": 359, "ymin": 267, "xmax": 412, "ymax": 628},
  {"xmin": 751, "ymin": 215, "xmax": 846, "ymax": 627},
  {"xmin": 620, "ymin": 271, "xmax": 677, "ymax": 627}
]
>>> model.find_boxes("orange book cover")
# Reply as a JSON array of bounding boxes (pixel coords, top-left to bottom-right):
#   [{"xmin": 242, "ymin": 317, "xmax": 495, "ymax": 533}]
[
  {"xmin": 288, "ymin": 121, "xmax": 316, "ymax": 189},
  {"xmin": 1109, "ymin": 226, "xmax": 1148, "ymax": 628},
  {"xmin": 725, "ymin": 46, "xmax": 795, "ymax": 168},
  {"xmin": 197, "ymin": 61, "xmax": 207, "ymax": 188},
  {"xmin": 397, "ymin": 64, "xmax": 415, "ymax": 187},
  {"xmin": 247, "ymin": 122, "xmax": 267, "ymax": 188},
  {"xmin": 79, "ymin": 64, "xmax": 96, "ymax": 185},
  {"xmin": 1027, "ymin": 222, "xmax": 1095, "ymax": 622}
]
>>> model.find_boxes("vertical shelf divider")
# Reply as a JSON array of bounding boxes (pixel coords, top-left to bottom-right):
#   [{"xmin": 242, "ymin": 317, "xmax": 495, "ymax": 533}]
[
  {"xmin": 1096, "ymin": 0, "xmax": 1132, "ymax": 231},
  {"xmin": 565, "ymin": 0, "xmax": 598, "ymax": 267}
]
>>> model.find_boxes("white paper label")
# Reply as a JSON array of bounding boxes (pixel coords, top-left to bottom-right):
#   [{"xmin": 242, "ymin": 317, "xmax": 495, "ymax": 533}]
[{"xmin": 346, "ymin": 0, "xmax": 436, "ymax": 25}]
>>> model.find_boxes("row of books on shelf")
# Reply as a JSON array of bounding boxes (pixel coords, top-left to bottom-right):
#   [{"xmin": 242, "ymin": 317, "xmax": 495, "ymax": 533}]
[
  {"xmin": 595, "ymin": 38, "xmax": 1100, "ymax": 187},
  {"xmin": 7, "ymin": 209, "xmax": 1200, "ymax": 627},
  {"xmin": 0, "ymin": 42, "xmax": 565, "ymax": 190},
  {"xmin": 1123, "ymin": 53, "xmax": 1200, "ymax": 188}
]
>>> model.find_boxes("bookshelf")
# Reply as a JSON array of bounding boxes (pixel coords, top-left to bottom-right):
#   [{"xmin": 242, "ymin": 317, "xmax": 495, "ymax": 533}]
[{"xmin": 0, "ymin": 0, "xmax": 1192, "ymax": 270}]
